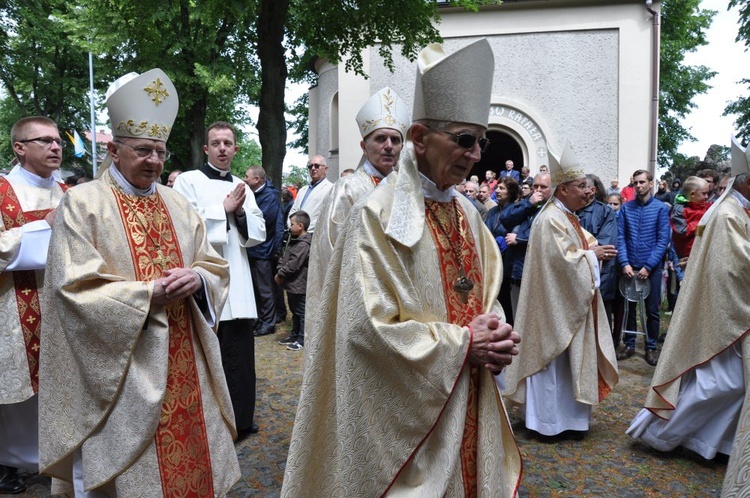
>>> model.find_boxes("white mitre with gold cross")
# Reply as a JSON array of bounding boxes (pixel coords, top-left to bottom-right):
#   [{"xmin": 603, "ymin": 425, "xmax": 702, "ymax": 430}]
[
  {"xmin": 106, "ymin": 68, "xmax": 178, "ymax": 142},
  {"xmin": 548, "ymin": 141, "xmax": 585, "ymax": 187},
  {"xmin": 356, "ymin": 87, "xmax": 410, "ymax": 140}
]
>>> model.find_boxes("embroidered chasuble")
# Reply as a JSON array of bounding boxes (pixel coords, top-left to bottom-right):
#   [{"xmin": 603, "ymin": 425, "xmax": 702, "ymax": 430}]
[
  {"xmin": 503, "ymin": 200, "xmax": 618, "ymax": 408},
  {"xmin": 306, "ymin": 166, "xmax": 387, "ymax": 352},
  {"xmin": 0, "ymin": 175, "xmax": 67, "ymax": 404},
  {"xmin": 39, "ymin": 172, "xmax": 240, "ymax": 496},
  {"xmin": 281, "ymin": 175, "xmax": 522, "ymax": 497}
]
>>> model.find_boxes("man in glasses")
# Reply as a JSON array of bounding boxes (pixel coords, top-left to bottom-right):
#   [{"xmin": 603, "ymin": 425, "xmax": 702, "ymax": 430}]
[
  {"xmin": 39, "ymin": 69, "xmax": 241, "ymax": 495},
  {"xmin": 504, "ymin": 143, "xmax": 619, "ymax": 441},
  {"xmin": 173, "ymin": 121, "xmax": 266, "ymax": 438},
  {"xmin": 287, "ymin": 155, "xmax": 333, "ymax": 233},
  {"xmin": 282, "ymin": 39, "xmax": 522, "ymax": 497},
  {"xmin": 0, "ymin": 116, "xmax": 67, "ymax": 494}
]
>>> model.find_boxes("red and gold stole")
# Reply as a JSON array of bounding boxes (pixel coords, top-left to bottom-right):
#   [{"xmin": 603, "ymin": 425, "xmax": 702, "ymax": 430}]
[
  {"xmin": 565, "ymin": 211, "xmax": 611, "ymax": 402},
  {"xmin": 425, "ymin": 198, "xmax": 483, "ymax": 497},
  {"xmin": 0, "ymin": 177, "xmax": 68, "ymax": 393},
  {"xmin": 113, "ymin": 188, "xmax": 214, "ymax": 497}
]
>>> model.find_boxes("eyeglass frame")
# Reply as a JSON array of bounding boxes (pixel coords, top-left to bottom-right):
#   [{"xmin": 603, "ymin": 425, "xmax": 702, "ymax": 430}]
[
  {"xmin": 17, "ymin": 136, "xmax": 66, "ymax": 149},
  {"xmin": 424, "ymin": 126, "xmax": 490, "ymax": 153},
  {"xmin": 115, "ymin": 140, "xmax": 171, "ymax": 161},
  {"xmin": 307, "ymin": 163, "xmax": 326, "ymax": 170}
]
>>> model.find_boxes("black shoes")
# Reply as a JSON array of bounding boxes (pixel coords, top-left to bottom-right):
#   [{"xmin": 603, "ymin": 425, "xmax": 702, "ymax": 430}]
[
  {"xmin": 616, "ymin": 346, "xmax": 635, "ymax": 361},
  {"xmin": 0, "ymin": 466, "xmax": 25, "ymax": 495},
  {"xmin": 645, "ymin": 349, "xmax": 659, "ymax": 366},
  {"xmin": 278, "ymin": 335, "xmax": 296, "ymax": 345},
  {"xmin": 254, "ymin": 324, "xmax": 275, "ymax": 337}
]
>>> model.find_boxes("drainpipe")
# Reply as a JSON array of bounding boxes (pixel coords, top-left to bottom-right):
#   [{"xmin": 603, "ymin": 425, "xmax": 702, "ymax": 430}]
[{"xmin": 646, "ymin": 0, "xmax": 661, "ymax": 180}]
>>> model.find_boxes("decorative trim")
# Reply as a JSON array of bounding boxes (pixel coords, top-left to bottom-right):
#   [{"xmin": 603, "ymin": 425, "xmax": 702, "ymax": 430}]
[
  {"xmin": 116, "ymin": 120, "xmax": 171, "ymax": 140},
  {"xmin": 144, "ymin": 77, "xmax": 170, "ymax": 106}
]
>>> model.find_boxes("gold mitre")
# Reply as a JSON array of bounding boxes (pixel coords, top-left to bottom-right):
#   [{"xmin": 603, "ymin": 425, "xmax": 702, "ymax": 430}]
[
  {"xmin": 412, "ymin": 39, "xmax": 494, "ymax": 128},
  {"xmin": 106, "ymin": 68, "xmax": 178, "ymax": 142},
  {"xmin": 730, "ymin": 135, "xmax": 750, "ymax": 176},
  {"xmin": 356, "ymin": 87, "xmax": 410, "ymax": 140},
  {"xmin": 548, "ymin": 141, "xmax": 585, "ymax": 186}
]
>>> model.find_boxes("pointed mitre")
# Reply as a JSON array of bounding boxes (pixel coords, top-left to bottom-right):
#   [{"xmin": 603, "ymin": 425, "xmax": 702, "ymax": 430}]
[
  {"xmin": 412, "ymin": 39, "xmax": 494, "ymax": 127},
  {"xmin": 548, "ymin": 141, "xmax": 585, "ymax": 186},
  {"xmin": 106, "ymin": 68, "xmax": 179, "ymax": 142},
  {"xmin": 730, "ymin": 135, "xmax": 750, "ymax": 176},
  {"xmin": 356, "ymin": 87, "xmax": 410, "ymax": 140}
]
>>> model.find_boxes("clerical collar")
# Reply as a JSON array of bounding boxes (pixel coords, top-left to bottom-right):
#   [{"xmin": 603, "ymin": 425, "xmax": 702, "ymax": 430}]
[
  {"xmin": 552, "ymin": 196, "xmax": 575, "ymax": 215},
  {"xmin": 201, "ymin": 162, "xmax": 233, "ymax": 181},
  {"xmin": 363, "ymin": 160, "xmax": 386, "ymax": 179},
  {"xmin": 730, "ymin": 189, "xmax": 750, "ymax": 210},
  {"xmin": 109, "ymin": 165, "xmax": 155, "ymax": 197},
  {"xmin": 11, "ymin": 166, "xmax": 58, "ymax": 189},
  {"xmin": 420, "ymin": 172, "xmax": 456, "ymax": 203}
]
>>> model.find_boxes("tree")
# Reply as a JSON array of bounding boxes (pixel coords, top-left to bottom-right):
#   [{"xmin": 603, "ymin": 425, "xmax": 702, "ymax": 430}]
[
  {"xmin": 60, "ymin": 0, "xmax": 260, "ymax": 173},
  {"xmin": 659, "ymin": 1, "xmax": 717, "ymax": 168},
  {"xmin": 724, "ymin": 0, "xmax": 750, "ymax": 144},
  {"xmin": 0, "ymin": 0, "xmax": 97, "ymax": 169},
  {"xmin": 282, "ymin": 164, "xmax": 309, "ymax": 188}
]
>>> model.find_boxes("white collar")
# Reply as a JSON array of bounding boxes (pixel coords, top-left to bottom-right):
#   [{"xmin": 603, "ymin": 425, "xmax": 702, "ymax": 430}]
[
  {"xmin": 9, "ymin": 166, "xmax": 58, "ymax": 189},
  {"xmin": 363, "ymin": 160, "xmax": 386, "ymax": 179},
  {"xmin": 420, "ymin": 172, "xmax": 457, "ymax": 202},
  {"xmin": 730, "ymin": 189, "xmax": 750, "ymax": 210},
  {"xmin": 110, "ymin": 165, "xmax": 155, "ymax": 196}
]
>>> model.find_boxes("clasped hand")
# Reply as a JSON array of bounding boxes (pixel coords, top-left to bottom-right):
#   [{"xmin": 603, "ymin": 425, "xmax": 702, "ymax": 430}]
[
  {"xmin": 151, "ymin": 268, "xmax": 201, "ymax": 306},
  {"xmin": 467, "ymin": 313, "xmax": 521, "ymax": 375}
]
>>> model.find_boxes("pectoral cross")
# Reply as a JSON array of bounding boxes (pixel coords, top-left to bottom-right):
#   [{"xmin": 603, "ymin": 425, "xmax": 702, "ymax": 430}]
[
  {"xmin": 453, "ymin": 268, "xmax": 474, "ymax": 304},
  {"xmin": 153, "ymin": 249, "xmax": 169, "ymax": 270}
]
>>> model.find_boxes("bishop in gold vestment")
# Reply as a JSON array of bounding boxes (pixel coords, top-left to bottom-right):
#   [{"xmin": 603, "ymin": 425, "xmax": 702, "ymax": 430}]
[
  {"xmin": 39, "ymin": 68, "xmax": 241, "ymax": 497},
  {"xmin": 503, "ymin": 145, "xmax": 618, "ymax": 438},
  {"xmin": 282, "ymin": 40, "xmax": 522, "ymax": 497}
]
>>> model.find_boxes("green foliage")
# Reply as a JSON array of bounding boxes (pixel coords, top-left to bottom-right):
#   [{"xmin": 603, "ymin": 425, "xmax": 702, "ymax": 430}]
[
  {"xmin": 659, "ymin": 1, "xmax": 717, "ymax": 169},
  {"xmin": 725, "ymin": 0, "xmax": 750, "ymax": 142},
  {"xmin": 287, "ymin": 92, "xmax": 309, "ymax": 153},
  {"xmin": 282, "ymin": 164, "xmax": 308, "ymax": 188},
  {"xmin": 231, "ymin": 135, "xmax": 263, "ymax": 177},
  {"xmin": 0, "ymin": 0, "xmax": 95, "ymax": 169}
]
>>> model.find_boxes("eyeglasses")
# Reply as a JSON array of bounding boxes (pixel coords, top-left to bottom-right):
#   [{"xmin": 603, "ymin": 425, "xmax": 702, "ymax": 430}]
[
  {"xmin": 426, "ymin": 126, "xmax": 489, "ymax": 152},
  {"xmin": 307, "ymin": 163, "xmax": 325, "ymax": 170},
  {"xmin": 18, "ymin": 137, "xmax": 66, "ymax": 149},
  {"xmin": 116, "ymin": 141, "xmax": 171, "ymax": 161}
]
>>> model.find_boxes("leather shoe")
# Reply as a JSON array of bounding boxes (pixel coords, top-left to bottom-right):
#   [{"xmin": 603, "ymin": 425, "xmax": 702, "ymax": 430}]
[
  {"xmin": 616, "ymin": 346, "xmax": 635, "ymax": 361},
  {"xmin": 0, "ymin": 466, "xmax": 25, "ymax": 495},
  {"xmin": 645, "ymin": 349, "xmax": 659, "ymax": 366},
  {"xmin": 235, "ymin": 423, "xmax": 260, "ymax": 443},
  {"xmin": 254, "ymin": 325, "xmax": 275, "ymax": 337}
]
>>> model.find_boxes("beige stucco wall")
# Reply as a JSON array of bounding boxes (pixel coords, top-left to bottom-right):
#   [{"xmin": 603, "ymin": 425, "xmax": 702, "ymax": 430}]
[{"xmin": 310, "ymin": 0, "xmax": 659, "ymax": 185}]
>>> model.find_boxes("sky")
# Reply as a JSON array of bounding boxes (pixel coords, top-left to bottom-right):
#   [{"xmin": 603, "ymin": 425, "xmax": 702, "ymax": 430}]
[
  {"xmin": 677, "ymin": 0, "xmax": 750, "ymax": 158},
  {"xmin": 261, "ymin": 0, "xmax": 750, "ymax": 173}
]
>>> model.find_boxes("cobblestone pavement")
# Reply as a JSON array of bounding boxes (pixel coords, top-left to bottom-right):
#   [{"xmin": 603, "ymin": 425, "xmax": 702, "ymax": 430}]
[{"xmin": 4, "ymin": 315, "xmax": 726, "ymax": 497}]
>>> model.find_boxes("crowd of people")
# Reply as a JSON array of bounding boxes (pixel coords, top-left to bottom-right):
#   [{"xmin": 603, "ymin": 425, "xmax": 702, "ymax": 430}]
[{"xmin": 1, "ymin": 37, "xmax": 749, "ymax": 497}]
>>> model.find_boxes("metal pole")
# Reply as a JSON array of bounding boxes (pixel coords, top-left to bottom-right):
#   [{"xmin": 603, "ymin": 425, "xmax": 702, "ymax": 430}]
[{"xmin": 89, "ymin": 51, "xmax": 98, "ymax": 176}]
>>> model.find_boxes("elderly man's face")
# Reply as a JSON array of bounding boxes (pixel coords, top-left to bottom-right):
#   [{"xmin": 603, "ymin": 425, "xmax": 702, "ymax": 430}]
[
  {"xmin": 505, "ymin": 161, "xmax": 513, "ymax": 171},
  {"xmin": 361, "ymin": 128, "xmax": 403, "ymax": 175},
  {"xmin": 307, "ymin": 155, "xmax": 328, "ymax": 183},
  {"xmin": 413, "ymin": 122, "xmax": 485, "ymax": 191},
  {"xmin": 110, "ymin": 137, "xmax": 167, "ymax": 189},
  {"xmin": 244, "ymin": 170, "xmax": 263, "ymax": 191},
  {"xmin": 167, "ymin": 170, "xmax": 181, "ymax": 187},
  {"xmin": 465, "ymin": 183, "xmax": 478, "ymax": 199}
]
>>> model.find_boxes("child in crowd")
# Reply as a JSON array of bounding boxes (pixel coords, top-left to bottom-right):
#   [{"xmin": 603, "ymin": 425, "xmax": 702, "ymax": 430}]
[
  {"xmin": 607, "ymin": 193, "xmax": 623, "ymax": 212},
  {"xmin": 670, "ymin": 176, "xmax": 709, "ymax": 260},
  {"xmin": 275, "ymin": 211, "xmax": 311, "ymax": 351}
]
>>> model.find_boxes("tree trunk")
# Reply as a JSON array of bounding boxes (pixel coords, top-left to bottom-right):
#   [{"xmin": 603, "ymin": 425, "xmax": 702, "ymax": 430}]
[
  {"xmin": 187, "ymin": 95, "xmax": 207, "ymax": 171},
  {"xmin": 256, "ymin": 0, "xmax": 290, "ymax": 189}
]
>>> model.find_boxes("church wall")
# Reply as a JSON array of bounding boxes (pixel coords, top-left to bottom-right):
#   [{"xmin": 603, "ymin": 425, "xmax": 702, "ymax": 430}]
[{"xmin": 317, "ymin": 0, "xmax": 658, "ymax": 186}]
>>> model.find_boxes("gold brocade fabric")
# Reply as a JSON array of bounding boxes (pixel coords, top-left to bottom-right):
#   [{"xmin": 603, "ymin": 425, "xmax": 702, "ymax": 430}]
[
  {"xmin": 113, "ymin": 189, "xmax": 214, "ymax": 497},
  {"xmin": 644, "ymin": 195, "xmax": 750, "ymax": 420},
  {"xmin": 281, "ymin": 166, "xmax": 522, "ymax": 497},
  {"xmin": 0, "ymin": 176, "xmax": 66, "ymax": 403},
  {"xmin": 306, "ymin": 168, "xmax": 379, "ymax": 353},
  {"xmin": 503, "ymin": 201, "xmax": 618, "ymax": 406},
  {"xmin": 39, "ymin": 171, "xmax": 239, "ymax": 496}
]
